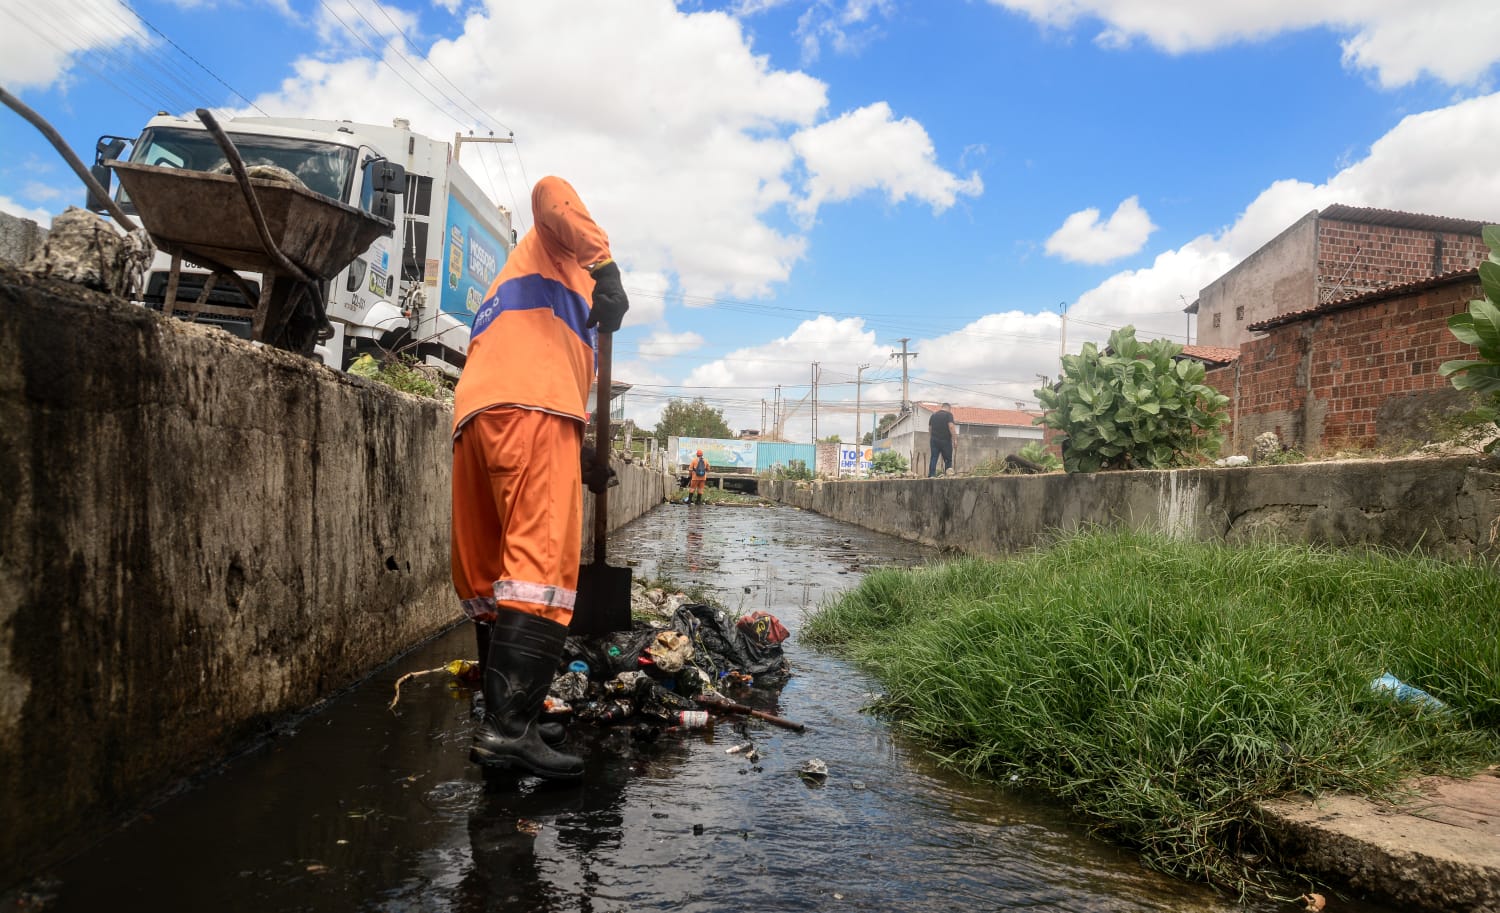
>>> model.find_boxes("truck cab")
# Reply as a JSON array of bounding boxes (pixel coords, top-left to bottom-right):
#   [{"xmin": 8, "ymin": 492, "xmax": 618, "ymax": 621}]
[{"xmin": 99, "ymin": 114, "xmax": 514, "ymax": 378}]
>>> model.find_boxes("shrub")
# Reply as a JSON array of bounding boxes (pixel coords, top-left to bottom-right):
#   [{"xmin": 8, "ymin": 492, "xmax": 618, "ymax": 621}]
[
  {"xmin": 769, "ymin": 459, "xmax": 815, "ymax": 481},
  {"xmin": 870, "ymin": 449, "xmax": 908, "ymax": 474},
  {"xmin": 1440, "ymin": 225, "xmax": 1500, "ymax": 452},
  {"xmin": 1017, "ymin": 440, "xmax": 1062, "ymax": 471},
  {"xmin": 348, "ymin": 353, "xmax": 447, "ymax": 400},
  {"xmin": 1035, "ymin": 326, "xmax": 1229, "ymax": 472}
]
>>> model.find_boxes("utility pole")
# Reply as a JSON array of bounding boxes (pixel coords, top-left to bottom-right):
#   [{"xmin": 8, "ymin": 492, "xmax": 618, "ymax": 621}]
[
  {"xmin": 773, "ymin": 385, "xmax": 781, "ymax": 439},
  {"xmin": 854, "ymin": 363, "xmax": 871, "ymax": 445},
  {"xmin": 452, "ymin": 133, "xmax": 514, "ymax": 163},
  {"xmin": 891, "ymin": 338, "xmax": 917, "ymax": 413},
  {"xmin": 810, "ymin": 362, "xmax": 820, "ymax": 442},
  {"xmin": 1059, "ymin": 301, "xmax": 1069, "ymax": 358},
  {"xmin": 760, "ymin": 399, "xmax": 766, "ymax": 436}
]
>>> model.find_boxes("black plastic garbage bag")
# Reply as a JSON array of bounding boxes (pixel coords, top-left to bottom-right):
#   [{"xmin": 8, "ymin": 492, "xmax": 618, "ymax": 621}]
[{"xmin": 670, "ymin": 604, "xmax": 788, "ymax": 678}]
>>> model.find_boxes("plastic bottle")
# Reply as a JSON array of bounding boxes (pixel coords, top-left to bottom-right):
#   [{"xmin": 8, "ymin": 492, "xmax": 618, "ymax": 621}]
[
  {"xmin": 1370, "ymin": 672, "xmax": 1449, "ymax": 713},
  {"xmin": 596, "ymin": 700, "xmax": 635, "ymax": 724},
  {"xmin": 675, "ymin": 710, "xmax": 710, "ymax": 729}
]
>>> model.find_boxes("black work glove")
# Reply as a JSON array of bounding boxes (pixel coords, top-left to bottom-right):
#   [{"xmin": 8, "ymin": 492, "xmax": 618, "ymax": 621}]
[
  {"xmin": 585, "ymin": 261, "xmax": 629, "ymax": 333},
  {"xmin": 580, "ymin": 444, "xmax": 618, "ymax": 494}
]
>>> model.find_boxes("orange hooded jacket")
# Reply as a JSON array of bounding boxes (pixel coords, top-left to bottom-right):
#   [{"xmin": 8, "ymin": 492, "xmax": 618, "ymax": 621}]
[{"xmin": 453, "ymin": 176, "xmax": 612, "ymax": 434}]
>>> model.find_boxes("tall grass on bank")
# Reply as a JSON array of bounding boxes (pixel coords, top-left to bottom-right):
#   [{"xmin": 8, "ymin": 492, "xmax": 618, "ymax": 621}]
[{"xmin": 803, "ymin": 530, "xmax": 1500, "ymax": 896}]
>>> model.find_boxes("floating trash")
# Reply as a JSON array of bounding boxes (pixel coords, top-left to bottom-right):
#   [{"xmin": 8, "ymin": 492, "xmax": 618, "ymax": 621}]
[{"xmin": 798, "ymin": 758, "xmax": 829, "ymax": 784}]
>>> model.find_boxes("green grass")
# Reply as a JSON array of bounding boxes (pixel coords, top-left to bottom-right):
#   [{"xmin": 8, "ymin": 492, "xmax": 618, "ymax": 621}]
[{"xmin": 803, "ymin": 530, "xmax": 1500, "ymax": 897}]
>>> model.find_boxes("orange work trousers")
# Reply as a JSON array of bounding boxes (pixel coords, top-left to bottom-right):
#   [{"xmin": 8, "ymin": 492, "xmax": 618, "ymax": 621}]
[{"xmin": 451, "ymin": 407, "xmax": 582, "ymax": 626}]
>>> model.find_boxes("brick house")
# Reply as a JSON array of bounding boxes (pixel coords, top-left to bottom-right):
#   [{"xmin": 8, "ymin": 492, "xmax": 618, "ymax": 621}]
[
  {"xmin": 1187, "ymin": 205, "xmax": 1492, "ymax": 349},
  {"xmin": 1203, "ymin": 270, "xmax": 1483, "ymax": 454}
]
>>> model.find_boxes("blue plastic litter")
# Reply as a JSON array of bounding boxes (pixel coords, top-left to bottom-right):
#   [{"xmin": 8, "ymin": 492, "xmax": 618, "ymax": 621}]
[{"xmin": 1370, "ymin": 672, "xmax": 1449, "ymax": 713}]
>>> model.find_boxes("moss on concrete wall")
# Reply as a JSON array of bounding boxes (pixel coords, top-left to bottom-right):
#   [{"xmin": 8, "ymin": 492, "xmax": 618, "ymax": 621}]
[{"xmin": 0, "ymin": 268, "xmax": 668, "ymax": 886}]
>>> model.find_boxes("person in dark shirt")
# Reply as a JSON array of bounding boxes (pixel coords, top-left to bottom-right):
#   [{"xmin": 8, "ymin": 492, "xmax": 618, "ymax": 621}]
[{"xmin": 928, "ymin": 402, "xmax": 957, "ymax": 477}]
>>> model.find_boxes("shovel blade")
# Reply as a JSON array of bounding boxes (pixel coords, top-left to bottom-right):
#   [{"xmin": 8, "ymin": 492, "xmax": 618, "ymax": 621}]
[{"xmin": 572, "ymin": 562, "xmax": 633, "ymax": 636}]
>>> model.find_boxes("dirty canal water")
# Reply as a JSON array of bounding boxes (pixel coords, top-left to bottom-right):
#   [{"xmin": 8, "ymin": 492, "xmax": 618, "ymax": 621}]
[{"xmin": 36, "ymin": 503, "xmax": 1379, "ymax": 911}]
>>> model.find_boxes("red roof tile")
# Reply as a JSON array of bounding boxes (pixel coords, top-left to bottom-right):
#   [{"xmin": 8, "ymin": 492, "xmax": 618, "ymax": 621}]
[
  {"xmin": 1178, "ymin": 344, "xmax": 1240, "ymax": 365},
  {"xmin": 1248, "ymin": 268, "xmax": 1480, "ymax": 331},
  {"xmin": 1319, "ymin": 204, "xmax": 1492, "ymax": 236}
]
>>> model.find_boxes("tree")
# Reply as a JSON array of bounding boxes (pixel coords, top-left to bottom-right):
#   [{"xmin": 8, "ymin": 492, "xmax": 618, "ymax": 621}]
[
  {"xmin": 819, "ymin": 434, "xmax": 842, "ymax": 443},
  {"xmin": 651, "ymin": 398, "xmax": 733, "ymax": 445},
  {"xmin": 862, "ymin": 412, "xmax": 898, "ymax": 445}
]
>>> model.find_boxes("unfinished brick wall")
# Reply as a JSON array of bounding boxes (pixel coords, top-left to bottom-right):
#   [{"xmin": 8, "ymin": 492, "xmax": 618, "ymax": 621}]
[
  {"xmin": 1316, "ymin": 219, "xmax": 1489, "ymax": 301},
  {"xmin": 1212, "ymin": 278, "xmax": 1483, "ymax": 454}
]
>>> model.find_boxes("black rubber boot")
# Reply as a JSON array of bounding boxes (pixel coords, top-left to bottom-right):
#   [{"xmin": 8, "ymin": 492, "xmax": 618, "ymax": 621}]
[
  {"xmin": 471, "ymin": 610, "xmax": 584, "ymax": 780},
  {"xmin": 473, "ymin": 619, "xmax": 566, "ymax": 747}
]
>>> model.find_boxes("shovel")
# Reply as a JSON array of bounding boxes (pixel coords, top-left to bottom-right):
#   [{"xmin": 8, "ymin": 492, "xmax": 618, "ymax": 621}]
[{"xmin": 571, "ymin": 331, "xmax": 633, "ymax": 637}]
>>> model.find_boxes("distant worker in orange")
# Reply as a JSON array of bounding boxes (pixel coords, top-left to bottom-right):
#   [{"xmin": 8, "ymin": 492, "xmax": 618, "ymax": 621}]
[
  {"xmin": 687, "ymin": 449, "xmax": 710, "ymax": 504},
  {"xmin": 450, "ymin": 176, "xmax": 628, "ymax": 782}
]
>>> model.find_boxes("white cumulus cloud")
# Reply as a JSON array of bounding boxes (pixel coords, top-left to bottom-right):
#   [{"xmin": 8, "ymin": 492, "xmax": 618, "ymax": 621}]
[
  {"xmin": 639, "ymin": 330, "xmax": 706, "ymax": 361},
  {"xmin": 1062, "ymin": 91, "xmax": 1500, "ymax": 350},
  {"xmin": 0, "ymin": 196, "xmax": 55, "ymax": 227},
  {"xmin": 0, "ymin": 0, "xmax": 147, "ymax": 90},
  {"xmin": 1044, "ymin": 196, "xmax": 1157, "ymax": 264},
  {"xmin": 789, "ymin": 102, "xmax": 983, "ymax": 224},
  {"xmin": 243, "ymin": 0, "xmax": 973, "ymax": 305},
  {"xmin": 986, "ymin": 0, "xmax": 1500, "ymax": 87}
]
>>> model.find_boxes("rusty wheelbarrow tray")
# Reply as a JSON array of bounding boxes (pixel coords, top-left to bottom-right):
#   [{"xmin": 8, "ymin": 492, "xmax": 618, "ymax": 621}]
[{"xmin": 110, "ymin": 109, "xmax": 393, "ymax": 354}]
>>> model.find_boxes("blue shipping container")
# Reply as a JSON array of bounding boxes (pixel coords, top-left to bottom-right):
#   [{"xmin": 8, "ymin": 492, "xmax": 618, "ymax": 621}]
[{"xmin": 754, "ymin": 442, "xmax": 816, "ymax": 473}]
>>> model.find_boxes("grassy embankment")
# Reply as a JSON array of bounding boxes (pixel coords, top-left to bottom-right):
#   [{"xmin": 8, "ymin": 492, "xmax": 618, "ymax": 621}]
[{"xmin": 802, "ymin": 530, "xmax": 1500, "ymax": 897}]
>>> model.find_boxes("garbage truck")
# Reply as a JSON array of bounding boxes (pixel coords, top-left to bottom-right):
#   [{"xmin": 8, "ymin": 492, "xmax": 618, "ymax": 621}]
[{"xmin": 89, "ymin": 114, "xmax": 515, "ymax": 376}]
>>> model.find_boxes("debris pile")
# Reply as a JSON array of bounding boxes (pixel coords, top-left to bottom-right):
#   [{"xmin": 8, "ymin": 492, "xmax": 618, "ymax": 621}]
[{"xmin": 548, "ymin": 602, "xmax": 794, "ymax": 731}]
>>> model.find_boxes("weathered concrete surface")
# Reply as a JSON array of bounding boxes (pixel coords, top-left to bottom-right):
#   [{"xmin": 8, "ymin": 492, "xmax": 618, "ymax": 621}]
[
  {"xmin": 0, "ymin": 210, "xmax": 48, "ymax": 268},
  {"xmin": 763, "ymin": 456, "xmax": 1500, "ymax": 560},
  {"xmin": 0, "ymin": 268, "xmax": 668, "ymax": 886},
  {"xmin": 1260, "ymin": 770, "xmax": 1500, "ymax": 913}
]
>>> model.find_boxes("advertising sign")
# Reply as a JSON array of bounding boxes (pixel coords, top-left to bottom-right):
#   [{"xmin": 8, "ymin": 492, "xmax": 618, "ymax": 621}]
[
  {"xmin": 440, "ymin": 195, "xmax": 506, "ymax": 318},
  {"xmin": 675, "ymin": 437, "xmax": 757, "ymax": 471},
  {"xmin": 838, "ymin": 444, "xmax": 874, "ymax": 476}
]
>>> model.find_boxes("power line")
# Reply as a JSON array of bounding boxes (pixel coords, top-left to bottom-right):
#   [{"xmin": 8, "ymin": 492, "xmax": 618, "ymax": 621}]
[
  {"xmin": 315, "ymin": 0, "xmax": 463, "ymax": 128},
  {"xmin": 336, "ymin": 0, "xmax": 480, "ymax": 129},
  {"xmin": 369, "ymin": 0, "xmax": 515, "ymax": 134},
  {"xmin": 124, "ymin": 1, "xmax": 268, "ymax": 115}
]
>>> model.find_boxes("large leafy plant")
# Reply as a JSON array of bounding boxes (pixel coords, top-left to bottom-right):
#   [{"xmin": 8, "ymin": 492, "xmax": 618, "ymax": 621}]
[
  {"xmin": 1439, "ymin": 226, "xmax": 1500, "ymax": 412},
  {"xmin": 1035, "ymin": 327, "xmax": 1229, "ymax": 473}
]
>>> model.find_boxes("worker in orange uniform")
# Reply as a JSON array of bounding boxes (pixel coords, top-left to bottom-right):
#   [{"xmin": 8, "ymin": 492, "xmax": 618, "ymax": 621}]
[
  {"xmin": 450, "ymin": 176, "xmax": 628, "ymax": 781},
  {"xmin": 687, "ymin": 449, "xmax": 709, "ymax": 504}
]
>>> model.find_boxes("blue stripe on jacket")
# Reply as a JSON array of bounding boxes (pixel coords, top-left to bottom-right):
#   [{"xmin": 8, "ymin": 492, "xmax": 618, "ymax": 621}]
[{"xmin": 472, "ymin": 273, "xmax": 594, "ymax": 347}]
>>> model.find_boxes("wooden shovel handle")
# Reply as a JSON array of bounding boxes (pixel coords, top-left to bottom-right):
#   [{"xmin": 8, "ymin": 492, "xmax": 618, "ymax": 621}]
[{"xmin": 593, "ymin": 332, "xmax": 612, "ymax": 565}]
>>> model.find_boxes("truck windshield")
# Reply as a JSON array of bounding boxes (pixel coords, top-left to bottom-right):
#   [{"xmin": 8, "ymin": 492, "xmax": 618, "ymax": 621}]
[{"xmin": 127, "ymin": 127, "xmax": 356, "ymax": 202}]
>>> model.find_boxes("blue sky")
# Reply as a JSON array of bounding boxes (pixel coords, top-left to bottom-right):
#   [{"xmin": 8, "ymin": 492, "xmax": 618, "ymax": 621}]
[{"xmin": 4, "ymin": 0, "xmax": 1499, "ymax": 440}]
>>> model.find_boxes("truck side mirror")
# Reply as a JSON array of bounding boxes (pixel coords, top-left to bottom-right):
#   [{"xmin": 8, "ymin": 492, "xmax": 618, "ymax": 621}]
[
  {"xmin": 372, "ymin": 191, "xmax": 399, "ymax": 228},
  {"xmin": 370, "ymin": 160, "xmax": 406, "ymax": 194},
  {"xmin": 86, "ymin": 136, "xmax": 129, "ymax": 213}
]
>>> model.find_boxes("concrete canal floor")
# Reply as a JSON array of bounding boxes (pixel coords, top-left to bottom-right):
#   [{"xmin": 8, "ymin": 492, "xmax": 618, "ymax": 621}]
[{"xmin": 25, "ymin": 503, "xmax": 1397, "ymax": 912}]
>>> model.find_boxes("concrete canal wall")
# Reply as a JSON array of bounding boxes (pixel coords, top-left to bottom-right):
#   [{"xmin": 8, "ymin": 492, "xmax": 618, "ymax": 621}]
[
  {"xmin": 764, "ymin": 456, "xmax": 1500, "ymax": 560},
  {"xmin": 0, "ymin": 269, "xmax": 671, "ymax": 885}
]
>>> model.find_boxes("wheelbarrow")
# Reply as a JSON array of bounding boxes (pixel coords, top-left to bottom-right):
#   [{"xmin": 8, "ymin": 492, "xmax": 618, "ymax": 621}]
[{"xmin": 110, "ymin": 109, "xmax": 393, "ymax": 354}]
